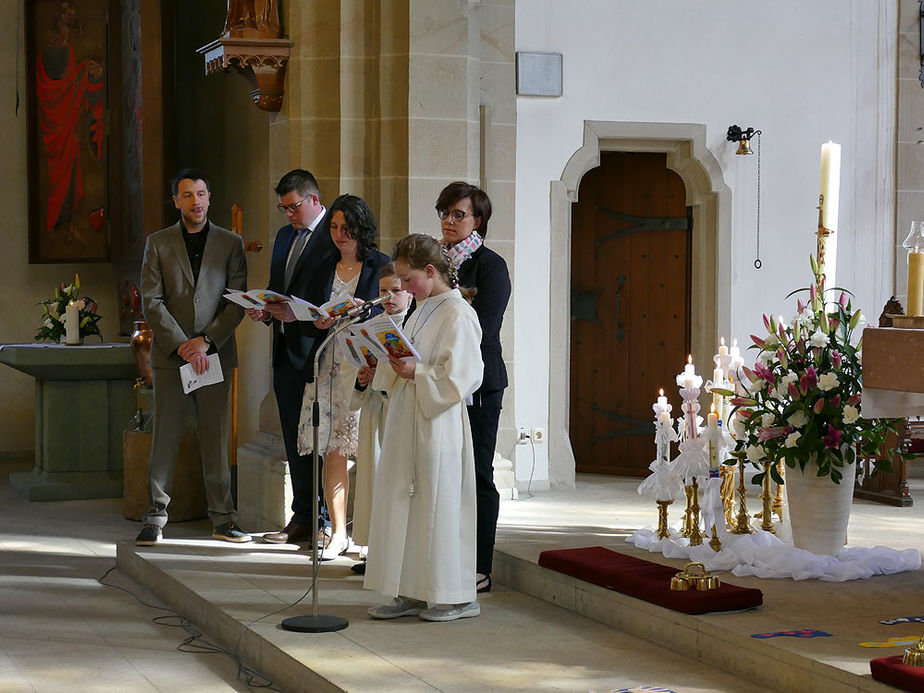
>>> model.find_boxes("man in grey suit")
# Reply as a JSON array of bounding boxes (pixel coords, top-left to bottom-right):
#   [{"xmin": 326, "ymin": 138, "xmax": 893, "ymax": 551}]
[{"xmin": 136, "ymin": 168, "xmax": 250, "ymax": 546}]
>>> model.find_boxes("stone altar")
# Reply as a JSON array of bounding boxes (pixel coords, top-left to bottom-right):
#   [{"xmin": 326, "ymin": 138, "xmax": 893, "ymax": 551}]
[{"xmin": 0, "ymin": 343, "xmax": 137, "ymax": 500}]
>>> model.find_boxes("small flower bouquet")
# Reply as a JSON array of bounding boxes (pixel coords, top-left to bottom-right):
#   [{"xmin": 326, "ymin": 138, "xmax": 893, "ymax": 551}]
[
  {"xmin": 726, "ymin": 257, "xmax": 905, "ymax": 485},
  {"xmin": 35, "ymin": 274, "xmax": 103, "ymax": 343}
]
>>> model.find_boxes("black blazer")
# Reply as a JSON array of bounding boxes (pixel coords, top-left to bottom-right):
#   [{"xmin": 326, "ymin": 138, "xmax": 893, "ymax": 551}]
[
  {"xmin": 457, "ymin": 245, "xmax": 511, "ymax": 392},
  {"xmin": 321, "ymin": 248, "xmax": 392, "ymax": 310},
  {"xmin": 267, "ymin": 216, "xmax": 337, "ymax": 376}
]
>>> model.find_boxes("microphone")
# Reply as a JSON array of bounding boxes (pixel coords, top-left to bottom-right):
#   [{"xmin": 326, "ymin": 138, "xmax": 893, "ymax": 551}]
[{"xmin": 343, "ymin": 293, "xmax": 392, "ymax": 319}]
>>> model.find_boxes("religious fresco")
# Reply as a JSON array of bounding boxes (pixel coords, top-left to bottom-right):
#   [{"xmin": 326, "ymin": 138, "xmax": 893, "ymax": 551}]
[{"xmin": 28, "ymin": 0, "xmax": 109, "ymax": 262}]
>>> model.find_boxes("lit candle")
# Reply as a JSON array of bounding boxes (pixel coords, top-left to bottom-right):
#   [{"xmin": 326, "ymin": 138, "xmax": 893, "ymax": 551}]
[
  {"xmin": 717, "ymin": 337, "xmax": 728, "ymax": 358},
  {"xmin": 65, "ymin": 302, "xmax": 79, "ymax": 345},
  {"xmin": 909, "ymin": 248, "xmax": 924, "ymax": 317},
  {"xmin": 684, "ymin": 355, "xmax": 695, "ymax": 377},
  {"xmin": 729, "ymin": 339, "xmax": 741, "ymax": 361},
  {"xmin": 707, "ymin": 406, "xmax": 719, "ymax": 474},
  {"xmin": 656, "ymin": 388, "xmax": 668, "ymax": 413},
  {"xmin": 712, "ymin": 367, "xmax": 724, "ymax": 420}
]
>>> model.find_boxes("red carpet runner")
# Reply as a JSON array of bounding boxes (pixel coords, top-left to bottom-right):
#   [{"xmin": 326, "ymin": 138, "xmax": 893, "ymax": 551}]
[
  {"xmin": 538, "ymin": 546, "xmax": 763, "ymax": 615},
  {"xmin": 870, "ymin": 656, "xmax": 924, "ymax": 692}
]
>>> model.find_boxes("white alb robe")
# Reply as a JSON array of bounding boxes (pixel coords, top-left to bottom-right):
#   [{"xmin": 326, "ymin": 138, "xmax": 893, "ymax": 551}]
[{"xmin": 364, "ymin": 289, "xmax": 483, "ymax": 605}]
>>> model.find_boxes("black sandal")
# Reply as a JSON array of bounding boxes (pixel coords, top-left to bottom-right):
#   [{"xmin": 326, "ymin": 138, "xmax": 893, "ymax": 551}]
[{"xmin": 476, "ymin": 574, "xmax": 492, "ymax": 593}]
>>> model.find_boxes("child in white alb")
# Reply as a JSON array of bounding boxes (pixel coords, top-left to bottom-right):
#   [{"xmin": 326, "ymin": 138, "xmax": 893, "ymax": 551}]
[
  {"xmin": 349, "ymin": 264, "xmax": 411, "ymax": 574},
  {"xmin": 365, "ymin": 234, "xmax": 484, "ymax": 622}
]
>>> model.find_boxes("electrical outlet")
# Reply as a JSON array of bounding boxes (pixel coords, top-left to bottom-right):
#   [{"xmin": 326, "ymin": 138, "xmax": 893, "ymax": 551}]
[
  {"xmin": 517, "ymin": 427, "xmax": 531, "ymax": 444},
  {"xmin": 530, "ymin": 427, "xmax": 546, "ymax": 444}
]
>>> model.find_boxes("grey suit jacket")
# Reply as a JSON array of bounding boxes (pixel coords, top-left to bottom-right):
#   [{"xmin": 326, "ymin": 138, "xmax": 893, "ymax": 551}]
[{"xmin": 141, "ymin": 221, "xmax": 247, "ymax": 369}]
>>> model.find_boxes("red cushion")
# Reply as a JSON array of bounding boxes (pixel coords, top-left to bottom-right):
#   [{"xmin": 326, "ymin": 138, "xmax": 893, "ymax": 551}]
[
  {"xmin": 870, "ymin": 655, "xmax": 924, "ymax": 692},
  {"xmin": 537, "ymin": 546, "xmax": 763, "ymax": 615},
  {"xmin": 907, "ymin": 438, "xmax": 924, "ymax": 454}
]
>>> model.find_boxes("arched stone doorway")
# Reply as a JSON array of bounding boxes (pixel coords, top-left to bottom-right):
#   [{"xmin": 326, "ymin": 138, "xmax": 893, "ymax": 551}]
[{"xmin": 548, "ymin": 121, "xmax": 731, "ymax": 486}]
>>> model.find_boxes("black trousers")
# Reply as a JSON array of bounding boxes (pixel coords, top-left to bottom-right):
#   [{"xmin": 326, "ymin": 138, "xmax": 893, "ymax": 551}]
[
  {"xmin": 468, "ymin": 389, "xmax": 504, "ymax": 575},
  {"xmin": 273, "ymin": 345, "xmax": 326, "ymax": 528}
]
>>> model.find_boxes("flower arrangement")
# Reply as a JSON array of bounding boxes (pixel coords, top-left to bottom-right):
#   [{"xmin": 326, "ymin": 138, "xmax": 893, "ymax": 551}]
[
  {"xmin": 726, "ymin": 257, "xmax": 905, "ymax": 485},
  {"xmin": 35, "ymin": 274, "xmax": 103, "ymax": 343}
]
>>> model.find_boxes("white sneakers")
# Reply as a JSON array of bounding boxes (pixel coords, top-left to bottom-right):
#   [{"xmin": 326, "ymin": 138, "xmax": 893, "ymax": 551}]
[{"xmin": 419, "ymin": 601, "xmax": 480, "ymax": 622}]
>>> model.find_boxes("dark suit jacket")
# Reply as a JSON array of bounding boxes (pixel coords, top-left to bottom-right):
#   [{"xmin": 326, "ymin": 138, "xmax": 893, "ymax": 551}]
[
  {"xmin": 141, "ymin": 221, "xmax": 247, "ymax": 369},
  {"xmin": 267, "ymin": 215, "xmax": 337, "ymax": 376},
  {"xmin": 458, "ymin": 245, "xmax": 511, "ymax": 392}
]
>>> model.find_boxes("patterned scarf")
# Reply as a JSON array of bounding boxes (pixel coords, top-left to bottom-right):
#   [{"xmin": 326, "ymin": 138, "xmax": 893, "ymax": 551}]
[{"xmin": 445, "ymin": 230, "xmax": 483, "ymax": 269}]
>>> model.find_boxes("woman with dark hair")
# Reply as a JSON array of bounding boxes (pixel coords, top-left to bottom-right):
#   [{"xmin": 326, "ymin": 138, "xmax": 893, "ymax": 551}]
[
  {"xmin": 295, "ymin": 194, "xmax": 390, "ymax": 559},
  {"xmin": 435, "ymin": 181, "xmax": 511, "ymax": 594}
]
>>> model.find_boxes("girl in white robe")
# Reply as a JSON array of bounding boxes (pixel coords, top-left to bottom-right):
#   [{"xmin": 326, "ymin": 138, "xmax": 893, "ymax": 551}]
[
  {"xmin": 350, "ymin": 265, "xmax": 411, "ymax": 563},
  {"xmin": 365, "ymin": 234, "xmax": 484, "ymax": 622}
]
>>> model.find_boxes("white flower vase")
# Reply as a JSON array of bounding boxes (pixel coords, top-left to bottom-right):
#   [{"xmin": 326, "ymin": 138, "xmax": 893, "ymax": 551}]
[{"xmin": 784, "ymin": 459, "xmax": 856, "ymax": 557}]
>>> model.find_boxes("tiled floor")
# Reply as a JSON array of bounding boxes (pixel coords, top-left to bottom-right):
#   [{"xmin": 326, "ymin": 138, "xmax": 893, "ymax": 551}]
[{"xmin": 3, "ymin": 452, "xmax": 924, "ymax": 692}]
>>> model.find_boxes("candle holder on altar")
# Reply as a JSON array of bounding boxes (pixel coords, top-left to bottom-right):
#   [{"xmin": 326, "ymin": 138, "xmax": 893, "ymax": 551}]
[
  {"xmin": 730, "ymin": 458, "xmax": 754, "ymax": 534},
  {"xmin": 772, "ymin": 461, "xmax": 785, "ymax": 521},
  {"xmin": 687, "ymin": 477, "xmax": 704, "ymax": 546},
  {"xmin": 709, "ymin": 525, "xmax": 723, "ymax": 552},
  {"xmin": 757, "ymin": 460, "xmax": 775, "ymax": 533},
  {"xmin": 655, "ymin": 499, "xmax": 673, "ymax": 540},
  {"xmin": 903, "ymin": 221, "xmax": 924, "ymax": 317}
]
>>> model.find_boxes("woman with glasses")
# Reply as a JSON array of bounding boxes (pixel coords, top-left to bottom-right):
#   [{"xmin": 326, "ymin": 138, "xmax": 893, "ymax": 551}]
[
  {"xmin": 436, "ymin": 181, "xmax": 511, "ymax": 594},
  {"xmin": 294, "ymin": 194, "xmax": 391, "ymax": 559}
]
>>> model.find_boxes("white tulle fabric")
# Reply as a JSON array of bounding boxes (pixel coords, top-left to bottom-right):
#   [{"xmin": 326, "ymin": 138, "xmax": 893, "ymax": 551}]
[{"xmin": 626, "ymin": 523, "xmax": 921, "ymax": 581}]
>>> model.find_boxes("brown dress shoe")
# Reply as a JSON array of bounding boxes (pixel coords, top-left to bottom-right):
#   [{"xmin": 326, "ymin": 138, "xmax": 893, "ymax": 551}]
[{"xmin": 263, "ymin": 522, "xmax": 314, "ymax": 544}]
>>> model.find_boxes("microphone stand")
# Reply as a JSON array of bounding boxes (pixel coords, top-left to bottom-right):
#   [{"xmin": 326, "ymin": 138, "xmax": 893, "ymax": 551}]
[{"xmin": 281, "ymin": 303, "xmax": 376, "ymax": 633}]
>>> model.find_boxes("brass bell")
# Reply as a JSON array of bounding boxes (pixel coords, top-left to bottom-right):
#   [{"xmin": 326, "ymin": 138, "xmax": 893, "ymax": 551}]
[
  {"xmin": 670, "ymin": 571, "xmax": 691, "ymax": 591},
  {"xmin": 903, "ymin": 635, "xmax": 924, "ymax": 667},
  {"xmin": 670, "ymin": 562, "xmax": 720, "ymax": 591},
  {"xmin": 735, "ymin": 138, "xmax": 753, "ymax": 155}
]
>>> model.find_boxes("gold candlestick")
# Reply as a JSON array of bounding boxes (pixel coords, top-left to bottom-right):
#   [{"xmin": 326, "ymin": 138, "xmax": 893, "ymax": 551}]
[
  {"xmin": 772, "ymin": 461, "xmax": 785, "ymax": 521},
  {"xmin": 720, "ymin": 463, "xmax": 735, "ymax": 528},
  {"xmin": 758, "ymin": 461, "xmax": 775, "ymax": 533},
  {"xmin": 709, "ymin": 525, "xmax": 723, "ymax": 552},
  {"xmin": 688, "ymin": 477, "xmax": 704, "ymax": 546},
  {"xmin": 655, "ymin": 499, "xmax": 672, "ymax": 539},
  {"xmin": 730, "ymin": 459, "xmax": 753, "ymax": 534},
  {"xmin": 682, "ymin": 484, "xmax": 693, "ymax": 537}
]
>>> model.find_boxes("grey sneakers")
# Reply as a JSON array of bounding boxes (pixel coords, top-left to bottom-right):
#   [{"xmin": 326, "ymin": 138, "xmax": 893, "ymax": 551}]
[{"xmin": 368, "ymin": 597, "xmax": 480, "ymax": 622}]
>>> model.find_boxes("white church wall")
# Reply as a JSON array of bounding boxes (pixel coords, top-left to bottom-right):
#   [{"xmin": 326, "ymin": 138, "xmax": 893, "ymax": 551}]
[{"xmin": 514, "ymin": 0, "xmax": 897, "ymax": 487}]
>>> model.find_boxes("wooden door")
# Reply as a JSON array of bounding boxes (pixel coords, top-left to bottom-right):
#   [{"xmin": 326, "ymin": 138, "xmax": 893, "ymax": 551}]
[{"xmin": 570, "ymin": 151, "xmax": 691, "ymax": 476}]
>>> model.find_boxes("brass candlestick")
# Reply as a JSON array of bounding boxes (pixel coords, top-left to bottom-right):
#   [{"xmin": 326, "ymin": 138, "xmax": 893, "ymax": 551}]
[
  {"xmin": 772, "ymin": 461, "xmax": 785, "ymax": 521},
  {"xmin": 758, "ymin": 461, "xmax": 775, "ymax": 533},
  {"xmin": 720, "ymin": 463, "xmax": 735, "ymax": 528},
  {"xmin": 709, "ymin": 525, "xmax": 723, "ymax": 552},
  {"xmin": 682, "ymin": 484, "xmax": 693, "ymax": 537},
  {"xmin": 730, "ymin": 459, "xmax": 753, "ymax": 534},
  {"xmin": 688, "ymin": 477, "xmax": 704, "ymax": 546},
  {"xmin": 655, "ymin": 499, "xmax": 673, "ymax": 539}
]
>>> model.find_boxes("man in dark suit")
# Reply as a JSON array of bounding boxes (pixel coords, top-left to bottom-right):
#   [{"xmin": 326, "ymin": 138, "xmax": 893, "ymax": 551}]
[
  {"xmin": 136, "ymin": 169, "xmax": 249, "ymax": 546},
  {"xmin": 246, "ymin": 169, "xmax": 336, "ymax": 544}
]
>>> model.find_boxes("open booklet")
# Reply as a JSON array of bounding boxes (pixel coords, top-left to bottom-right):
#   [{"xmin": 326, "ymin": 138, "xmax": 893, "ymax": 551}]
[
  {"xmin": 340, "ymin": 329, "xmax": 380, "ymax": 369},
  {"xmin": 179, "ymin": 353, "xmax": 224, "ymax": 394},
  {"xmin": 223, "ymin": 289, "xmax": 361, "ymax": 322},
  {"xmin": 354, "ymin": 313, "xmax": 421, "ymax": 362}
]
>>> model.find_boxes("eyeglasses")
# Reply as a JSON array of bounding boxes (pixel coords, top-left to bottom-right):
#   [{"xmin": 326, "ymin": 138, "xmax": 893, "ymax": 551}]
[
  {"xmin": 277, "ymin": 196, "xmax": 310, "ymax": 214},
  {"xmin": 437, "ymin": 209, "xmax": 475, "ymax": 222}
]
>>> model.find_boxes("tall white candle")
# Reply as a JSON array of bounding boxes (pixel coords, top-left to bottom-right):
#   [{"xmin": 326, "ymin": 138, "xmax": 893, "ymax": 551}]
[
  {"xmin": 819, "ymin": 141, "xmax": 841, "ymax": 232},
  {"xmin": 656, "ymin": 388, "xmax": 668, "ymax": 414},
  {"xmin": 65, "ymin": 302, "xmax": 79, "ymax": 345},
  {"xmin": 819, "ymin": 141, "xmax": 841, "ymax": 290},
  {"xmin": 729, "ymin": 339, "xmax": 741, "ymax": 361},
  {"xmin": 684, "ymin": 355, "xmax": 695, "ymax": 377}
]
